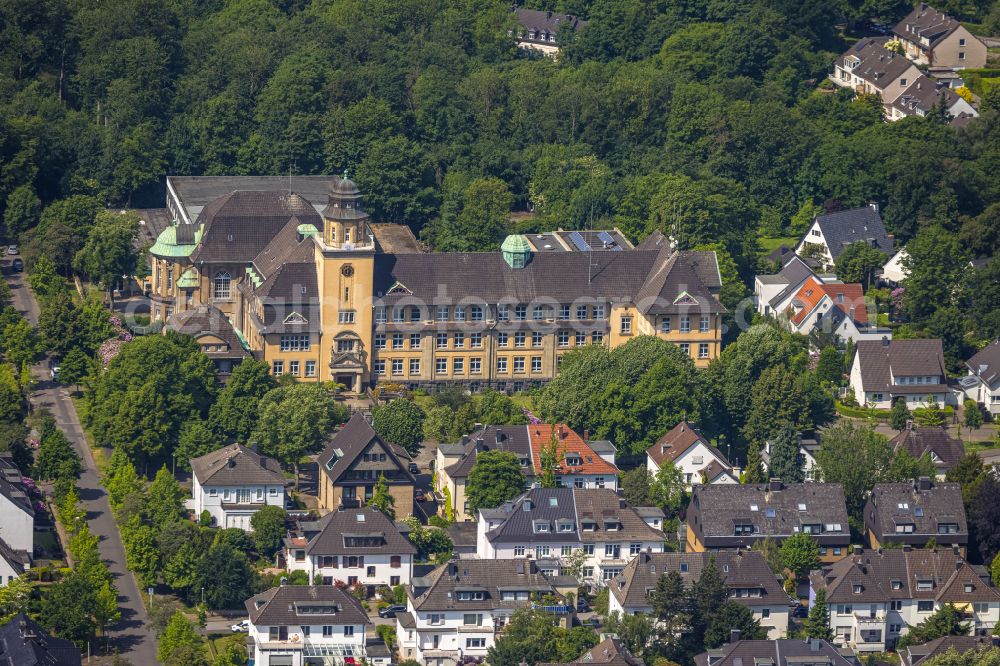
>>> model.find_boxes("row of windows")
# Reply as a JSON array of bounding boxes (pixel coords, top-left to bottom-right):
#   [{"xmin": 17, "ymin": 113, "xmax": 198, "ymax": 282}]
[
  {"xmin": 510, "ymin": 542, "xmax": 642, "ymax": 558},
  {"xmin": 656, "ymin": 314, "xmax": 712, "ymax": 334},
  {"xmin": 272, "ymin": 360, "xmax": 317, "ymax": 377},
  {"xmin": 280, "ymin": 334, "xmax": 311, "ymax": 351},
  {"xmin": 374, "ymin": 355, "xmax": 548, "ymax": 376},
  {"xmin": 374, "ymin": 330, "xmax": 607, "ymax": 350},
  {"xmin": 375, "ymin": 303, "xmax": 608, "ymax": 324}
]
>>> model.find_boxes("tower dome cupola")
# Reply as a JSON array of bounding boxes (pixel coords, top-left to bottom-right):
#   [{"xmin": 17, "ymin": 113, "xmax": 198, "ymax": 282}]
[
  {"xmin": 322, "ymin": 171, "xmax": 372, "ymax": 249},
  {"xmin": 501, "ymin": 234, "xmax": 532, "ymax": 269}
]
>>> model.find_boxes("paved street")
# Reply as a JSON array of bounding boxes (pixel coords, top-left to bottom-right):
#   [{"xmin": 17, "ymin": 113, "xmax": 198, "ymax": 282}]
[{"xmin": 6, "ymin": 270, "xmax": 158, "ymax": 664}]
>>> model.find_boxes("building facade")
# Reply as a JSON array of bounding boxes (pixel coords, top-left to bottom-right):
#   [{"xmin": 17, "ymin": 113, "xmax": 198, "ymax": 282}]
[
  {"xmin": 892, "ymin": 4, "xmax": 987, "ymax": 69},
  {"xmin": 850, "ymin": 338, "xmax": 953, "ymax": 409},
  {"xmin": 189, "ymin": 444, "xmax": 286, "ymax": 530},
  {"xmin": 646, "ymin": 421, "xmax": 737, "ymax": 487},
  {"xmin": 148, "ymin": 176, "xmax": 727, "ymax": 391}
]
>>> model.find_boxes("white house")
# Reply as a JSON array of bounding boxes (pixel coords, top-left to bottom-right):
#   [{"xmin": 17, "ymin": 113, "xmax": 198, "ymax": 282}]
[
  {"xmin": 0, "ymin": 455, "xmax": 34, "ymax": 584},
  {"xmin": 754, "ymin": 255, "xmax": 818, "ymax": 318},
  {"xmin": 796, "ymin": 205, "xmax": 893, "ymax": 272},
  {"xmin": 811, "ymin": 547, "xmax": 1000, "ymax": 652},
  {"xmin": 476, "ymin": 488, "xmax": 665, "ymax": 586},
  {"xmin": 284, "ymin": 507, "xmax": 415, "ymax": 593},
  {"xmin": 882, "ymin": 248, "xmax": 910, "ymax": 285},
  {"xmin": 964, "ymin": 340, "xmax": 1000, "ymax": 415},
  {"xmin": 888, "ymin": 75, "xmax": 978, "ymax": 121},
  {"xmin": 850, "ymin": 338, "xmax": 953, "ymax": 409},
  {"xmin": 245, "ymin": 585, "xmax": 372, "ymax": 666},
  {"xmin": 761, "ymin": 435, "xmax": 821, "ymax": 482},
  {"xmin": 608, "ymin": 551, "xmax": 792, "ymax": 640},
  {"xmin": 190, "ymin": 444, "xmax": 286, "ymax": 530},
  {"xmin": 646, "ymin": 421, "xmax": 737, "ymax": 487},
  {"xmin": 396, "ymin": 559, "xmax": 564, "ymax": 665}
]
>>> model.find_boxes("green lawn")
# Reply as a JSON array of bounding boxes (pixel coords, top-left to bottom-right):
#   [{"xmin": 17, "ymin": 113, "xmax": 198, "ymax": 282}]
[{"xmin": 757, "ymin": 236, "xmax": 798, "ymax": 255}]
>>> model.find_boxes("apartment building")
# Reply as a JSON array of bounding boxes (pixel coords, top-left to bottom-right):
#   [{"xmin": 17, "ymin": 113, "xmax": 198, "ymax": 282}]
[{"xmin": 863, "ymin": 478, "xmax": 968, "ymax": 554}]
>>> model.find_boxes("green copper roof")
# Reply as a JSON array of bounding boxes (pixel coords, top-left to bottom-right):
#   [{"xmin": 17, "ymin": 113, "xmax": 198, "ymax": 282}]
[
  {"xmin": 177, "ymin": 268, "xmax": 199, "ymax": 288},
  {"xmin": 148, "ymin": 224, "xmax": 202, "ymax": 258},
  {"xmin": 245, "ymin": 266, "xmax": 263, "ymax": 289},
  {"xmin": 501, "ymin": 234, "xmax": 531, "ymax": 253},
  {"xmin": 297, "ymin": 223, "xmax": 319, "ymax": 237}
]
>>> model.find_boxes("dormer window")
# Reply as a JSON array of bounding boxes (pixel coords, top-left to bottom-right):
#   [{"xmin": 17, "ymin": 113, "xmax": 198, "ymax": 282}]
[
  {"xmin": 566, "ymin": 456, "xmax": 582, "ymax": 467},
  {"xmin": 891, "ymin": 580, "xmax": 902, "ymax": 590},
  {"xmin": 853, "ymin": 585, "xmax": 863, "ymax": 594},
  {"xmin": 604, "ymin": 521, "xmax": 620, "ymax": 532},
  {"xmin": 895, "ymin": 524, "xmax": 914, "ymax": 534},
  {"xmin": 457, "ymin": 591, "xmax": 485, "ymax": 601},
  {"xmin": 533, "ymin": 521, "xmax": 550, "ymax": 533},
  {"xmin": 765, "ymin": 508, "xmax": 776, "ymax": 518},
  {"xmin": 680, "ymin": 563, "xmax": 688, "ymax": 573},
  {"xmin": 557, "ymin": 521, "xmax": 575, "ymax": 533},
  {"xmin": 750, "ymin": 504, "xmax": 759, "ymax": 512},
  {"xmin": 917, "ymin": 580, "xmax": 933, "ymax": 591},
  {"xmin": 582, "ymin": 521, "xmax": 596, "ymax": 531},
  {"xmin": 735, "ymin": 523, "xmax": 754, "ymax": 536},
  {"xmin": 965, "ymin": 583, "xmax": 974, "ymax": 593}
]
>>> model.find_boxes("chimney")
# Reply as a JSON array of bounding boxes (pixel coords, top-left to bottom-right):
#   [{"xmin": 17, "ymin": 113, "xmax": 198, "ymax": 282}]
[
  {"xmin": 730, "ymin": 629, "xmax": 741, "ymax": 643},
  {"xmin": 882, "ymin": 335, "xmax": 890, "ymax": 347},
  {"xmin": 768, "ymin": 478, "xmax": 783, "ymax": 492},
  {"xmin": 918, "ymin": 476, "xmax": 931, "ymax": 491},
  {"xmin": 583, "ymin": 429, "xmax": 589, "ymax": 441},
  {"xmin": 811, "ymin": 638, "xmax": 821, "ymax": 652},
  {"xmin": 956, "ymin": 559, "xmax": 964, "ymax": 570}
]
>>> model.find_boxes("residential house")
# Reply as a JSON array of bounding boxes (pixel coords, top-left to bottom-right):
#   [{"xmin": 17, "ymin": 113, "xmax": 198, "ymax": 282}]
[
  {"xmin": 783, "ymin": 277, "xmax": 882, "ymax": 343},
  {"xmin": 888, "ymin": 75, "xmax": 978, "ymax": 121},
  {"xmin": 476, "ymin": 488, "xmax": 665, "ymax": 586},
  {"xmin": 149, "ymin": 175, "xmax": 727, "ymax": 391},
  {"xmin": 189, "ymin": 444, "xmax": 286, "ymax": 530},
  {"xmin": 810, "ymin": 546, "xmax": 1000, "ymax": 652},
  {"xmin": 0, "ymin": 613, "xmax": 81, "ymax": 666},
  {"xmin": 892, "ymin": 4, "xmax": 987, "ymax": 69},
  {"xmin": 686, "ymin": 480, "xmax": 851, "ymax": 563},
  {"xmin": 832, "ymin": 38, "xmax": 923, "ymax": 105},
  {"xmin": 317, "ymin": 414, "xmax": 416, "ymax": 517},
  {"xmin": 755, "ymin": 255, "xmax": 822, "ymax": 318},
  {"xmin": 538, "ymin": 637, "xmax": 645, "ymax": 666},
  {"xmin": 395, "ymin": 558, "xmax": 562, "ymax": 665},
  {"xmin": 284, "ymin": 507, "xmax": 416, "ymax": 593},
  {"xmin": 245, "ymin": 585, "xmax": 370, "ymax": 666},
  {"xmin": 900, "ymin": 635, "xmax": 996, "ymax": 666},
  {"xmin": 512, "ymin": 8, "xmax": 587, "ymax": 55},
  {"xmin": 646, "ymin": 421, "xmax": 737, "ymax": 487},
  {"xmin": 888, "ymin": 425, "xmax": 965, "ymax": 478},
  {"xmin": 0, "ymin": 454, "xmax": 32, "ymax": 585},
  {"xmin": 864, "ymin": 478, "xmax": 967, "ymax": 553},
  {"xmin": 608, "ymin": 551, "xmax": 792, "ymax": 639},
  {"xmin": 796, "ymin": 206, "xmax": 893, "ymax": 272},
  {"xmin": 761, "ymin": 434, "xmax": 821, "ymax": 482},
  {"xmin": 850, "ymin": 338, "xmax": 952, "ymax": 409},
  {"xmin": 436, "ymin": 424, "xmax": 619, "ymax": 522},
  {"xmin": 694, "ymin": 638, "xmax": 856, "ymax": 666},
  {"xmin": 882, "ymin": 248, "xmax": 910, "ymax": 285},
  {"xmin": 964, "ymin": 340, "xmax": 1000, "ymax": 415}
]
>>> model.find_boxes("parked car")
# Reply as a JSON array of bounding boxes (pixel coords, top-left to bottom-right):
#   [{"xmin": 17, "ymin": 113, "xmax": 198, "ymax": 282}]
[
  {"xmin": 378, "ymin": 605, "xmax": 407, "ymax": 619},
  {"xmin": 6, "ymin": 245, "xmax": 17, "ymax": 255},
  {"xmin": 49, "ymin": 361, "xmax": 60, "ymax": 381},
  {"xmin": 12, "ymin": 259, "xmax": 22, "ymax": 272},
  {"xmin": 414, "ymin": 489, "xmax": 426, "ymax": 502},
  {"xmin": 231, "ymin": 619, "xmax": 249, "ymax": 633},
  {"xmin": 408, "ymin": 462, "xmax": 419, "ymax": 474},
  {"xmin": 792, "ymin": 604, "xmax": 808, "ymax": 619},
  {"xmin": 576, "ymin": 598, "xmax": 590, "ymax": 613}
]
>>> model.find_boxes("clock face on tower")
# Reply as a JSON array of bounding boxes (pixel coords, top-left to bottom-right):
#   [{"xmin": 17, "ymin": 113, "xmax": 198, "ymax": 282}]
[{"xmin": 341, "ymin": 265, "xmax": 354, "ymax": 277}]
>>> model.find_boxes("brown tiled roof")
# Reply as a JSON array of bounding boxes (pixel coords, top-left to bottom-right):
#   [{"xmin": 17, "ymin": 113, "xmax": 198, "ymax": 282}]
[
  {"xmin": 527, "ymin": 424, "xmax": 619, "ymax": 477},
  {"xmin": 694, "ymin": 639, "xmax": 853, "ymax": 666},
  {"xmin": 294, "ymin": 507, "xmax": 415, "ymax": 556},
  {"xmin": 788, "ymin": 278, "xmax": 868, "ymax": 326},
  {"xmin": 246, "ymin": 585, "xmax": 369, "ymax": 626},
  {"xmin": 538, "ymin": 637, "xmax": 644, "ymax": 666},
  {"xmin": 442, "ymin": 426, "xmax": 534, "ymax": 480},
  {"xmin": 967, "ymin": 340, "xmax": 1000, "ymax": 387},
  {"xmin": 409, "ymin": 559, "xmax": 555, "ymax": 612},
  {"xmin": 371, "ymin": 223, "xmax": 422, "ymax": 254},
  {"xmin": 190, "ymin": 443, "xmax": 285, "ymax": 486},
  {"xmin": 838, "ymin": 39, "xmax": 917, "ymax": 93},
  {"xmin": 813, "ymin": 547, "xmax": 1000, "ymax": 604},
  {"xmin": 855, "ymin": 339, "xmax": 947, "ymax": 392},
  {"xmin": 608, "ymin": 551, "xmax": 789, "ymax": 610},
  {"xmin": 893, "ymin": 4, "xmax": 963, "ymax": 49},
  {"xmin": 888, "ymin": 427, "xmax": 964, "ymax": 471},
  {"xmin": 892, "ymin": 75, "xmax": 965, "ymax": 116},
  {"xmin": 574, "ymin": 489, "xmax": 664, "ymax": 543},
  {"xmin": 317, "ymin": 414, "xmax": 415, "ymax": 486},
  {"xmin": 864, "ymin": 480, "xmax": 967, "ymax": 546},
  {"xmin": 167, "ymin": 305, "xmax": 248, "ymax": 357},
  {"xmin": 688, "ymin": 481, "xmax": 850, "ymax": 548},
  {"xmin": 646, "ymin": 421, "xmax": 729, "ymax": 469},
  {"xmin": 901, "ymin": 635, "xmax": 994, "ymax": 666}
]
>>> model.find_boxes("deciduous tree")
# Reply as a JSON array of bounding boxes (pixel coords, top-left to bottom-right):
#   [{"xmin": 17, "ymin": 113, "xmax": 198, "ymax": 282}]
[
  {"xmin": 250, "ymin": 505, "xmax": 287, "ymax": 558},
  {"xmin": 372, "ymin": 398, "xmax": 425, "ymax": 456},
  {"xmin": 466, "ymin": 450, "xmax": 525, "ymax": 514}
]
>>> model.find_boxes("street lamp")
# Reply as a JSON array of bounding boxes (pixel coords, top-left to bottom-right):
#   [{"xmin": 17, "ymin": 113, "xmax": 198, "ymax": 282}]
[{"xmin": 201, "ymin": 587, "xmax": 205, "ymax": 606}]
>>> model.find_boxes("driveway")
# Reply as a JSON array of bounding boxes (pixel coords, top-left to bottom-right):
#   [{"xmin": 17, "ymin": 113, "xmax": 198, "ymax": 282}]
[{"xmin": 6, "ymin": 270, "xmax": 158, "ymax": 663}]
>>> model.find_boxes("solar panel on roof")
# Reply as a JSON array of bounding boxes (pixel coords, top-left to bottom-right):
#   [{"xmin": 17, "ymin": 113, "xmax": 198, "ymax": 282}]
[
  {"xmin": 567, "ymin": 231, "xmax": 591, "ymax": 251},
  {"xmin": 597, "ymin": 230, "xmax": 624, "ymax": 251}
]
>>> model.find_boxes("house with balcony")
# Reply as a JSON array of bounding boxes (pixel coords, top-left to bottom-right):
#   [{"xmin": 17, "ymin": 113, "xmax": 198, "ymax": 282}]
[
  {"xmin": 964, "ymin": 340, "xmax": 1000, "ymax": 416},
  {"xmin": 810, "ymin": 546, "xmax": 1000, "ymax": 652},
  {"xmin": 395, "ymin": 559, "xmax": 562, "ymax": 665},
  {"xmin": 646, "ymin": 421, "xmax": 737, "ymax": 487},
  {"xmin": 694, "ymin": 638, "xmax": 856, "ymax": 666},
  {"xmin": 317, "ymin": 414, "xmax": 416, "ymax": 517},
  {"xmin": 891, "ymin": 4, "xmax": 987, "ymax": 69},
  {"xmin": 887, "ymin": 425, "xmax": 964, "ymax": 479},
  {"xmin": 189, "ymin": 444, "xmax": 286, "ymax": 530},
  {"xmin": 832, "ymin": 39, "xmax": 923, "ymax": 108},
  {"xmin": 284, "ymin": 507, "xmax": 416, "ymax": 594},
  {"xmin": 436, "ymin": 424, "xmax": 618, "ymax": 522},
  {"xmin": 686, "ymin": 480, "xmax": 850, "ymax": 563},
  {"xmin": 850, "ymin": 338, "xmax": 953, "ymax": 409},
  {"xmin": 476, "ymin": 488, "xmax": 665, "ymax": 586},
  {"xmin": 864, "ymin": 478, "xmax": 967, "ymax": 554},
  {"xmin": 608, "ymin": 551, "xmax": 792, "ymax": 639},
  {"xmin": 245, "ymin": 584, "xmax": 372, "ymax": 666}
]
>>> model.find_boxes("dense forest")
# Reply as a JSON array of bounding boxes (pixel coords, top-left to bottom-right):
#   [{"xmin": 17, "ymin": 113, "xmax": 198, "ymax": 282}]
[{"xmin": 1, "ymin": 0, "xmax": 998, "ymax": 323}]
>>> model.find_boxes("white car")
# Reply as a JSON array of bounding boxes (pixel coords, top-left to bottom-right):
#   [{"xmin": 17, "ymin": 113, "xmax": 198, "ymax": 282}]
[
  {"xmin": 231, "ymin": 619, "xmax": 250, "ymax": 633},
  {"xmin": 6, "ymin": 245, "xmax": 17, "ymax": 255}
]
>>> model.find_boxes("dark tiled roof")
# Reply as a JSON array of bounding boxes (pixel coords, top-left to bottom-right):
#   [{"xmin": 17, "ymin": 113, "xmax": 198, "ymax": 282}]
[
  {"xmin": 443, "ymin": 426, "xmax": 534, "ymax": 480},
  {"xmin": 371, "ymin": 223, "xmax": 422, "ymax": 254},
  {"xmin": 893, "ymin": 5, "xmax": 963, "ymax": 49},
  {"xmin": 864, "ymin": 480, "xmax": 967, "ymax": 545},
  {"xmin": 814, "ymin": 547, "xmax": 1000, "ymax": 605},
  {"xmin": 892, "ymin": 75, "xmax": 965, "ymax": 116},
  {"xmin": 838, "ymin": 38, "xmax": 916, "ymax": 92},
  {"xmin": 814, "ymin": 206, "xmax": 893, "ymax": 261},
  {"xmin": 767, "ymin": 256, "xmax": 818, "ymax": 309},
  {"xmin": 190, "ymin": 190, "xmax": 322, "ymax": 263},
  {"xmin": 967, "ymin": 340, "xmax": 1000, "ymax": 387},
  {"xmin": 888, "ymin": 427, "xmax": 965, "ymax": 471},
  {"xmin": 0, "ymin": 457, "xmax": 32, "ymax": 517},
  {"xmin": 0, "ymin": 536, "xmax": 29, "ymax": 576},
  {"xmin": 574, "ymin": 489, "xmax": 665, "ymax": 543},
  {"xmin": 409, "ymin": 559, "xmax": 555, "ymax": 611},
  {"xmin": 609, "ymin": 551, "xmax": 789, "ymax": 610},
  {"xmin": 166, "ymin": 305, "xmax": 247, "ymax": 358},
  {"xmin": 294, "ymin": 507, "xmax": 415, "ymax": 557},
  {"xmin": 190, "ymin": 444, "xmax": 285, "ymax": 487},
  {"xmin": 694, "ymin": 639, "xmax": 853, "ymax": 666},
  {"xmin": 855, "ymin": 339, "xmax": 947, "ymax": 392},
  {"xmin": 646, "ymin": 421, "xmax": 729, "ymax": 469},
  {"xmin": 317, "ymin": 414, "xmax": 415, "ymax": 486},
  {"xmin": 514, "ymin": 8, "xmax": 587, "ymax": 43},
  {"xmin": 901, "ymin": 635, "xmax": 994, "ymax": 666},
  {"xmin": 538, "ymin": 637, "xmax": 644, "ymax": 666},
  {"xmin": 688, "ymin": 481, "xmax": 850, "ymax": 547},
  {"xmin": 0, "ymin": 613, "xmax": 81, "ymax": 666},
  {"xmin": 246, "ymin": 585, "xmax": 370, "ymax": 626}
]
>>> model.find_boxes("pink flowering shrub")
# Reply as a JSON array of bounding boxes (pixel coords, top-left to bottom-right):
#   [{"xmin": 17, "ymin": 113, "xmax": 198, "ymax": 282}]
[
  {"xmin": 98, "ymin": 316, "xmax": 134, "ymax": 366},
  {"xmin": 522, "ymin": 408, "xmax": 542, "ymax": 425}
]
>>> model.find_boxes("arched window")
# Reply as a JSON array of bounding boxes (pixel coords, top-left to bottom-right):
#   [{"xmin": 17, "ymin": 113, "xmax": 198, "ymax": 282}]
[{"xmin": 213, "ymin": 271, "xmax": 231, "ymax": 300}]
